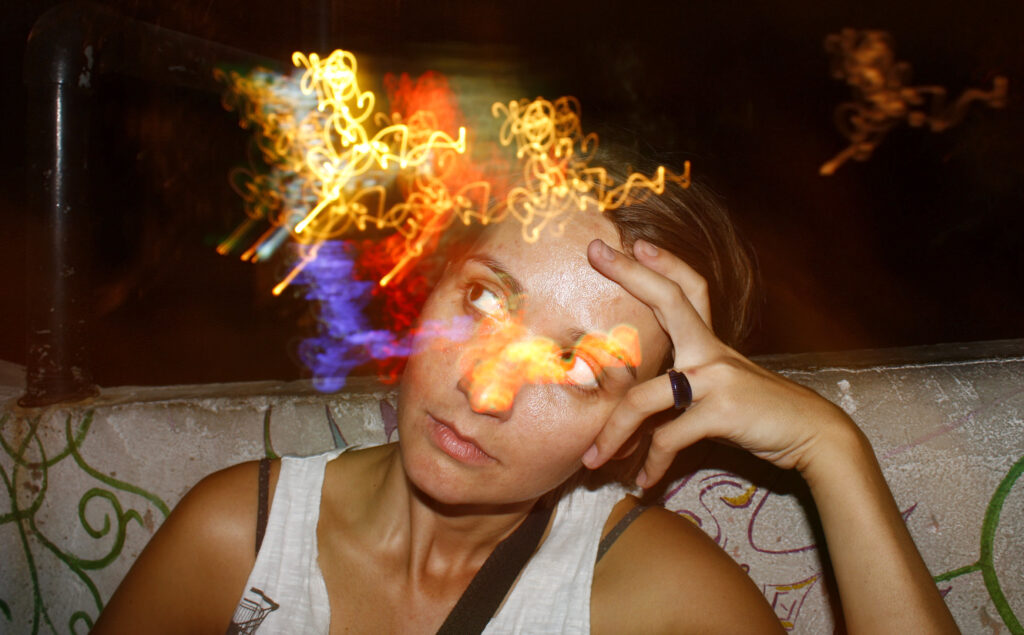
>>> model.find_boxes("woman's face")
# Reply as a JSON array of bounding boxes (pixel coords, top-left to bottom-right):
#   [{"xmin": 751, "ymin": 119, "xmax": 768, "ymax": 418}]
[{"xmin": 397, "ymin": 211, "xmax": 671, "ymax": 506}]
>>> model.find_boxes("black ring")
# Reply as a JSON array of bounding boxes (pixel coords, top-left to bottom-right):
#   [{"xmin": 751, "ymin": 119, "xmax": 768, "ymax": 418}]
[{"xmin": 668, "ymin": 369, "xmax": 692, "ymax": 411}]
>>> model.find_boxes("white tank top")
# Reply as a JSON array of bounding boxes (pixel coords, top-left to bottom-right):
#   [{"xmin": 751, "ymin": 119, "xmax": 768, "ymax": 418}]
[{"xmin": 227, "ymin": 449, "xmax": 628, "ymax": 634}]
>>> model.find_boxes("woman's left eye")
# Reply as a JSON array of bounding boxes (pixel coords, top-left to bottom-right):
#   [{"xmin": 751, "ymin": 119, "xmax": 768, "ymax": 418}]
[
  {"xmin": 563, "ymin": 352, "xmax": 599, "ymax": 391},
  {"xmin": 466, "ymin": 283, "xmax": 504, "ymax": 318}
]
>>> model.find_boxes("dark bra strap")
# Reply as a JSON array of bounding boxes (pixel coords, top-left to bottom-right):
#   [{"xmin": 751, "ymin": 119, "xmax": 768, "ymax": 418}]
[
  {"xmin": 435, "ymin": 503, "xmax": 554, "ymax": 635},
  {"xmin": 255, "ymin": 458, "xmax": 271, "ymax": 556},
  {"xmin": 596, "ymin": 503, "xmax": 650, "ymax": 564}
]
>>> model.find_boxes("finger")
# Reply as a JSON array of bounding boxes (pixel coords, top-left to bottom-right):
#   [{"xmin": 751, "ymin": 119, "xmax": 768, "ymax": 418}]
[
  {"xmin": 582, "ymin": 372, "xmax": 676, "ymax": 469},
  {"xmin": 638, "ymin": 406, "xmax": 713, "ymax": 488},
  {"xmin": 611, "ymin": 433, "xmax": 642, "ymax": 460},
  {"xmin": 632, "ymin": 239, "xmax": 712, "ymax": 330},
  {"xmin": 587, "ymin": 239, "xmax": 715, "ymax": 364},
  {"xmin": 636, "ymin": 361, "xmax": 758, "ymax": 487}
]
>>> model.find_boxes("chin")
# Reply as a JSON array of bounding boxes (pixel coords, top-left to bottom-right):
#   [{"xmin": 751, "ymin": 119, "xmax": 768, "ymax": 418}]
[
  {"xmin": 399, "ymin": 441, "xmax": 552, "ymax": 510},
  {"xmin": 400, "ymin": 436, "xmax": 481, "ymax": 502}
]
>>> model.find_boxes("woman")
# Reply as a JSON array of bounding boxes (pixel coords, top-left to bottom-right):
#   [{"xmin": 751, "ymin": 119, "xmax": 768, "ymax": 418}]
[{"xmin": 93, "ymin": 172, "xmax": 958, "ymax": 633}]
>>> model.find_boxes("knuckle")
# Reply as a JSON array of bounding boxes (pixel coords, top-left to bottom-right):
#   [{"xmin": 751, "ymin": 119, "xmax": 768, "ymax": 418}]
[
  {"xmin": 692, "ymin": 274, "xmax": 709, "ymax": 298},
  {"xmin": 623, "ymin": 385, "xmax": 653, "ymax": 413},
  {"xmin": 649, "ymin": 427, "xmax": 674, "ymax": 455},
  {"xmin": 669, "ymin": 283, "xmax": 689, "ymax": 308},
  {"xmin": 707, "ymin": 354, "xmax": 745, "ymax": 380},
  {"xmin": 715, "ymin": 388, "xmax": 740, "ymax": 416},
  {"xmin": 604, "ymin": 412, "xmax": 632, "ymax": 438},
  {"xmin": 696, "ymin": 355, "xmax": 748, "ymax": 413}
]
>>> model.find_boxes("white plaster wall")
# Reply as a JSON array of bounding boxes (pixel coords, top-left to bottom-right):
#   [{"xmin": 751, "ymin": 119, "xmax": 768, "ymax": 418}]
[{"xmin": 1, "ymin": 342, "xmax": 1021, "ymax": 633}]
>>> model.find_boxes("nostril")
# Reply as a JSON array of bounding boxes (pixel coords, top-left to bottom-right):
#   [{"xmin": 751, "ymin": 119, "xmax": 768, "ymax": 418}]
[
  {"xmin": 457, "ymin": 331, "xmax": 523, "ymax": 417},
  {"xmin": 469, "ymin": 382, "xmax": 514, "ymax": 415},
  {"xmin": 459, "ymin": 363, "xmax": 520, "ymax": 418}
]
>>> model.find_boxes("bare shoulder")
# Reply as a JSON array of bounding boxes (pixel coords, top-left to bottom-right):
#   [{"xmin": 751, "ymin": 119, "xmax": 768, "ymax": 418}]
[
  {"xmin": 92, "ymin": 459, "xmax": 279, "ymax": 634},
  {"xmin": 591, "ymin": 498, "xmax": 784, "ymax": 634}
]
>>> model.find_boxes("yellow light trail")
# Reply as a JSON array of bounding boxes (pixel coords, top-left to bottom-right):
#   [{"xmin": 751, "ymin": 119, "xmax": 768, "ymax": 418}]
[
  {"xmin": 219, "ymin": 56, "xmax": 693, "ymax": 296},
  {"xmin": 492, "ymin": 96, "xmax": 691, "ymax": 242},
  {"xmin": 217, "ymin": 50, "xmax": 487, "ymax": 293}
]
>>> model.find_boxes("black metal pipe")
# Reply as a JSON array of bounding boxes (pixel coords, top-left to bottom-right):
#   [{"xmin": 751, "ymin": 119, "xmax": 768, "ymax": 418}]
[
  {"xmin": 21, "ymin": 77, "xmax": 97, "ymax": 407},
  {"xmin": 20, "ymin": 1, "xmax": 282, "ymax": 407}
]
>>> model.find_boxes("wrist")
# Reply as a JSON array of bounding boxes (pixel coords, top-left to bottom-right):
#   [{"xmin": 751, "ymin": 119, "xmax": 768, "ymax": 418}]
[{"xmin": 798, "ymin": 412, "xmax": 880, "ymax": 492}]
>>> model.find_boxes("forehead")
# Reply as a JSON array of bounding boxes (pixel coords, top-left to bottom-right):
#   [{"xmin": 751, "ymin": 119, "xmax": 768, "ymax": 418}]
[{"xmin": 467, "ymin": 213, "xmax": 668, "ymax": 373}]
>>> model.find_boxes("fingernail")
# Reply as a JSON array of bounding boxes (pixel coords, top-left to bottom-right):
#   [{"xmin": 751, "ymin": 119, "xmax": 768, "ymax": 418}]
[
  {"xmin": 582, "ymin": 444, "xmax": 599, "ymax": 467},
  {"xmin": 636, "ymin": 469, "xmax": 648, "ymax": 489},
  {"xmin": 636, "ymin": 240, "xmax": 658, "ymax": 258},
  {"xmin": 596, "ymin": 240, "xmax": 615, "ymax": 261}
]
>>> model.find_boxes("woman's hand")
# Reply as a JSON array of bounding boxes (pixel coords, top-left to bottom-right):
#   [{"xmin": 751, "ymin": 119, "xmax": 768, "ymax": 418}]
[
  {"xmin": 582, "ymin": 237, "xmax": 857, "ymax": 488},
  {"xmin": 584, "ymin": 237, "xmax": 959, "ymax": 633}
]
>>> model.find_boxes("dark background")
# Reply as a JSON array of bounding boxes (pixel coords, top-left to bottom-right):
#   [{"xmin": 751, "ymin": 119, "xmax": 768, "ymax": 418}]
[{"xmin": 2, "ymin": 0, "xmax": 1022, "ymax": 386}]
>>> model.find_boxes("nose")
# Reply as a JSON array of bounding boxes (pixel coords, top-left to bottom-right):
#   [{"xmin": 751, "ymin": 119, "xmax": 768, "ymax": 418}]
[
  {"xmin": 456, "ymin": 318, "xmax": 561, "ymax": 420},
  {"xmin": 457, "ymin": 358, "xmax": 518, "ymax": 420}
]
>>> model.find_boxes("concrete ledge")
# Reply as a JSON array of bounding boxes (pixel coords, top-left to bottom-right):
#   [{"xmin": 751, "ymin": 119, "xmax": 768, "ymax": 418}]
[{"xmin": 1, "ymin": 341, "xmax": 1022, "ymax": 633}]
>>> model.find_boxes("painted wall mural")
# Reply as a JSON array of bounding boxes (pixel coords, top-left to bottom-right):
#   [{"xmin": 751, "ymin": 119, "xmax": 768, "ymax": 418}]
[
  {"xmin": 1, "ymin": 353, "xmax": 1022, "ymax": 633},
  {"xmin": 660, "ymin": 446, "xmax": 1024, "ymax": 632},
  {"xmin": 0, "ymin": 411, "xmax": 169, "ymax": 633},
  {"xmin": 932, "ymin": 454, "xmax": 1023, "ymax": 632}
]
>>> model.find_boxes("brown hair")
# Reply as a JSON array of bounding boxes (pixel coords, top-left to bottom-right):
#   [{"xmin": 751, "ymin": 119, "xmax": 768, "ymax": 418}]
[
  {"xmin": 582, "ymin": 157, "xmax": 760, "ymax": 489},
  {"xmin": 601, "ymin": 160, "xmax": 759, "ymax": 352}
]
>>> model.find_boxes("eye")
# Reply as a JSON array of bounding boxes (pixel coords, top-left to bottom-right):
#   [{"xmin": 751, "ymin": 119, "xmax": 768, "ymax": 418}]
[
  {"xmin": 562, "ymin": 351, "xmax": 599, "ymax": 390},
  {"xmin": 466, "ymin": 282, "xmax": 504, "ymax": 319}
]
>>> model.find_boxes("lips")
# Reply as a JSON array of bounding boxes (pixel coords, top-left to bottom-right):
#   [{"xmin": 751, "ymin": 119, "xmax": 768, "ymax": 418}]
[{"xmin": 428, "ymin": 415, "xmax": 495, "ymax": 466}]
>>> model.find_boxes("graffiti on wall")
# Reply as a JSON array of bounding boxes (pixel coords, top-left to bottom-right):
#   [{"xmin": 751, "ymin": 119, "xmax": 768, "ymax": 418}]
[
  {"xmin": 932, "ymin": 454, "xmax": 1023, "ymax": 633},
  {"xmin": 1, "ymin": 388, "xmax": 1020, "ymax": 633},
  {"xmin": 0, "ymin": 411, "xmax": 169, "ymax": 634},
  {"xmin": 661, "ymin": 446, "xmax": 1024, "ymax": 633}
]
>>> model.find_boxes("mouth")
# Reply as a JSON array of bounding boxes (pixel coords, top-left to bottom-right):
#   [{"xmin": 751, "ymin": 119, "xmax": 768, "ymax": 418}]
[{"xmin": 427, "ymin": 414, "xmax": 496, "ymax": 466}]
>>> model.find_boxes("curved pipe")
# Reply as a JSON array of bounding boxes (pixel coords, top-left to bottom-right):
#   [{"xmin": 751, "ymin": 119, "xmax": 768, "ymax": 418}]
[{"xmin": 20, "ymin": 1, "xmax": 280, "ymax": 407}]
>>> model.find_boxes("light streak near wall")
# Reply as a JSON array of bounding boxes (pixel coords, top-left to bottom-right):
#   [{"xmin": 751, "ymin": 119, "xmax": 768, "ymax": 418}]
[
  {"xmin": 294, "ymin": 241, "xmax": 376, "ymax": 392},
  {"xmin": 218, "ymin": 52, "xmax": 690, "ymax": 393},
  {"xmin": 820, "ymin": 29, "xmax": 1008, "ymax": 176},
  {"xmin": 216, "ymin": 50, "xmax": 490, "ymax": 294},
  {"xmin": 218, "ymin": 54, "xmax": 497, "ymax": 389},
  {"xmin": 493, "ymin": 96, "xmax": 691, "ymax": 241}
]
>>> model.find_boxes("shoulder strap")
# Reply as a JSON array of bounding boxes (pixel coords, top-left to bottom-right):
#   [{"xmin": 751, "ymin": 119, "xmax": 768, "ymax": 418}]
[
  {"xmin": 255, "ymin": 457, "xmax": 271, "ymax": 556},
  {"xmin": 595, "ymin": 503, "xmax": 650, "ymax": 563},
  {"xmin": 435, "ymin": 503, "xmax": 554, "ymax": 635}
]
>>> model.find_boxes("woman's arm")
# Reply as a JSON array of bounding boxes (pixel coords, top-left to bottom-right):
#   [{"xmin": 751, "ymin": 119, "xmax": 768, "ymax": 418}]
[
  {"xmin": 583, "ymin": 237, "xmax": 958, "ymax": 633},
  {"xmin": 91, "ymin": 460, "xmax": 271, "ymax": 634},
  {"xmin": 593, "ymin": 499, "xmax": 786, "ymax": 634},
  {"xmin": 799, "ymin": 421, "xmax": 956, "ymax": 632}
]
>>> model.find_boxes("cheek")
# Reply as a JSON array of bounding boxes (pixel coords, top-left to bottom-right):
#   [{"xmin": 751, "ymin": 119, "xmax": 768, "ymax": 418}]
[
  {"xmin": 398, "ymin": 345, "xmax": 456, "ymax": 420},
  {"xmin": 508, "ymin": 389, "xmax": 610, "ymax": 466}
]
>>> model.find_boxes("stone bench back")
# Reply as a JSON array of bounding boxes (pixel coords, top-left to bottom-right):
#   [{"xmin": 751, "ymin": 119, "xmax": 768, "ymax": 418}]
[{"xmin": 1, "ymin": 340, "xmax": 1021, "ymax": 633}]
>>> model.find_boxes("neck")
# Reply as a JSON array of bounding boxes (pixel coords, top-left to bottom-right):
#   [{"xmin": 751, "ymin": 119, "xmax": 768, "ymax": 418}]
[{"xmin": 350, "ymin": 444, "xmax": 542, "ymax": 583}]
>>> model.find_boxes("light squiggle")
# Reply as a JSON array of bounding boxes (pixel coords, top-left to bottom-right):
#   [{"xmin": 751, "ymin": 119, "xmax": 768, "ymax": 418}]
[
  {"xmin": 820, "ymin": 29, "xmax": 1008, "ymax": 176},
  {"xmin": 492, "ymin": 96, "xmax": 691, "ymax": 241},
  {"xmin": 219, "ymin": 54, "xmax": 689, "ymax": 394},
  {"xmin": 217, "ymin": 50, "xmax": 492, "ymax": 294}
]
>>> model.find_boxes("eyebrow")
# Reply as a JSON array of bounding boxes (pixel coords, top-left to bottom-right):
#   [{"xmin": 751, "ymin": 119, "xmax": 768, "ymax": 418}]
[
  {"xmin": 465, "ymin": 254, "xmax": 639, "ymax": 382},
  {"xmin": 465, "ymin": 255, "xmax": 525, "ymax": 308}
]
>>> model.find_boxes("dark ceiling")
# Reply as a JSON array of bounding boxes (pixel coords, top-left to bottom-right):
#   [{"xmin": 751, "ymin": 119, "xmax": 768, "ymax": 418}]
[{"xmin": 2, "ymin": 0, "xmax": 1022, "ymax": 386}]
